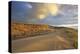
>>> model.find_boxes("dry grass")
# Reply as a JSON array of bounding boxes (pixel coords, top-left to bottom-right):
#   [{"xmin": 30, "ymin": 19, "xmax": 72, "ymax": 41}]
[{"xmin": 11, "ymin": 23, "xmax": 54, "ymax": 40}]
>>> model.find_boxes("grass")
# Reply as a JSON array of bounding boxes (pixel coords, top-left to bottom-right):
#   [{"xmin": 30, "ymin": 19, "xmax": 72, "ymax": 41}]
[{"xmin": 61, "ymin": 27, "xmax": 78, "ymax": 49}]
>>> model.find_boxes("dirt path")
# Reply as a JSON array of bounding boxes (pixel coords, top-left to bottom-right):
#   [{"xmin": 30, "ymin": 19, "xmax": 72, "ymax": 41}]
[{"xmin": 12, "ymin": 32, "xmax": 75, "ymax": 53}]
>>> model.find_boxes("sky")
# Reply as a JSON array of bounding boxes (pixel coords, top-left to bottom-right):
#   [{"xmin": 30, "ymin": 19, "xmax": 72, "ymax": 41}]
[{"xmin": 11, "ymin": 1, "xmax": 78, "ymax": 25}]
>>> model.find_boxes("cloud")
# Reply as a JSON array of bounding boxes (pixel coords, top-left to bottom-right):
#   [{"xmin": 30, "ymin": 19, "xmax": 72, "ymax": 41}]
[
  {"xmin": 58, "ymin": 5, "xmax": 78, "ymax": 17},
  {"xmin": 30, "ymin": 3, "xmax": 59, "ymax": 19},
  {"xmin": 47, "ymin": 4, "xmax": 59, "ymax": 16}
]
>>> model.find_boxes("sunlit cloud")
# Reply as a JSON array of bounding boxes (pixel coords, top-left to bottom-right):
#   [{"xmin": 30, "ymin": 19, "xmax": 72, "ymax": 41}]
[
  {"xmin": 34, "ymin": 3, "xmax": 59, "ymax": 19},
  {"xmin": 38, "ymin": 14, "xmax": 46, "ymax": 19},
  {"xmin": 34, "ymin": 5, "xmax": 48, "ymax": 19},
  {"xmin": 47, "ymin": 4, "xmax": 59, "ymax": 16}
]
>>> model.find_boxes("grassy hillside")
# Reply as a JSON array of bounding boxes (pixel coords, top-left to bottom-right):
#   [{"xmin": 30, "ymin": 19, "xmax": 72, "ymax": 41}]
[
  {"xmin": 11, "ymin": 23, "xmax": 78, "ymax": 49},
  {"xmin": 11, "ymin": 23, "xmax": 54, "ymax": 40}
]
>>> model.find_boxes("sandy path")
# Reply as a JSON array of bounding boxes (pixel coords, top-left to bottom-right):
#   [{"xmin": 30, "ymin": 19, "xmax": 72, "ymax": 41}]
[{"xmin": 12, "ymin": 32, "xmax": 75, "ymax": 53}]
